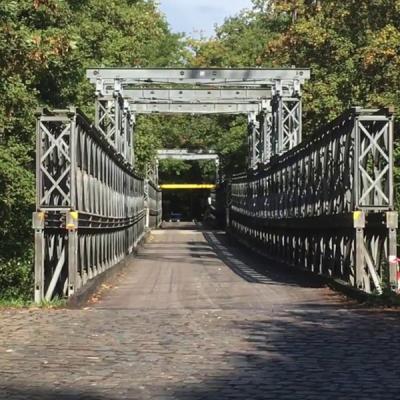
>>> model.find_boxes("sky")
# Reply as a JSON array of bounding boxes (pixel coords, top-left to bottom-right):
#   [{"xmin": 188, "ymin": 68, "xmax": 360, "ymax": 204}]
[{"xmin": 158, "ymin": 0, "xmax": 253, "ymax": 38}]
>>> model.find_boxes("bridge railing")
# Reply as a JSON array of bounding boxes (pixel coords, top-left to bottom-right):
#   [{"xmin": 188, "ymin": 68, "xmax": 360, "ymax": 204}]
[
  {"xmin": 145, "ymin": 179, "xmax": 162, "ymax": 229},
  {"xmin": 228, "ymin": 107, "xmax": 398, "ymax": 294},
  {"xmin": 33, "ymin": 108, "xmax": 145, "ymax": 302},
  {"xmin": 209, "ymin": 184, "xmax": 227, "ymax": 228}
]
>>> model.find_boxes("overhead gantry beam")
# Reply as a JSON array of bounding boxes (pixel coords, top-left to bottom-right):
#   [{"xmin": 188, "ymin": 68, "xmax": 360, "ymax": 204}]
[
  {"xmin": 87, "ymin": 68, "xmax": 311, "ymax": 86},
  {"xmin": 130, "ymin": 102, "xmax": 260, "ymax": 114},
  {"xmin": 87, "ymin": 68, "xmax": 311, "ymax": 168},
  {"xmin": 106, "ymin": 88, "xmax": 272, "ymax": 102},
  {"xmin": 157, "ymin": 149, "xmax": 220, "ymax": 182},
  {"xmin": 98, "ymin": 87, "xmax": 298, "ymax": 101},
  {"xmin": 157, "ymin": 149, "xmax": 219, "ymax": 161}
]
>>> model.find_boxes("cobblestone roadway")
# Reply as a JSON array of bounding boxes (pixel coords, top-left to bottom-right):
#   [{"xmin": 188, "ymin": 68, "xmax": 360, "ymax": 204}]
[{"xmin": 1, "ymin": 223, "xmax": 400, "ymax": 399}]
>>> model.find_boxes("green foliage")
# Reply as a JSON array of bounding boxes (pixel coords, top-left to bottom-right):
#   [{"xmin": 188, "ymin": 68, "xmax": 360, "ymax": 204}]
[
  {"xmin": 188, "ymin": 7, "xmax": 281, "ymax": 67},
  {"xmin": 135, "ymin": 113, "xmax": 248, "ymax": 178},
  {"xmin": 159, "ymin": 159, "xmax": 192, "ymax": 183},
  {"xmin": 189, "ymin": 0, "xmax": 400, "ymax": 207},
  {"xmin": 0, "ymin": 248, "xmax": 33, "ymax": 301},
  {"xmin": 0, "ymin": 142, "xmax": 35, "ymax": 257},
  {"xmin": 0, "ymin": 0, "xmax": 184, "ymax": 301}
]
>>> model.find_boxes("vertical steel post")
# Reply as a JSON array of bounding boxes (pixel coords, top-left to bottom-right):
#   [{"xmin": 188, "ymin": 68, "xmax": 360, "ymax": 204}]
[
  {"xmin": 67, "ymin": 211, "xmax": 78, "ymax": 296},
  {"xmin": 261, "ymin": 101, "xmax": 273, "ymax": 164},
  {"xmin": 67, "ymin": 113, "xmax": 78, "ymax": 296},
  {"xmin": 387, "ymin": 211, "xmax": 399, "ymax": 290},
  {"xmin": 33, "ymin": 212, "xmax": 45, "ymax": 303},
  {"xmin": 34, "ymin": 115, "xmax": 44, "ymax": 302},
  {"xmin": 113, "ymin": 79, "xmax": 122, "ymax": 153},
  {"xmin": 144, "ymin": 178, "xmax": 150, "ymax": 229},
  {"xmin": 272, "ymin": 80, "xmax": 283, "ymax": 156},
  {"xmin": 215, "ymin": 158, "xmax": 220, "ymax": 184},
  {"xmin": 353, "ymin": 211, "xmax": 366, "ymax": 290},
  {"xmin": 247, "ymin": 112, "xmax": 261, "ymax": 169},
  {"xmin": 131, "ymin": 113, "xmax": 136, "ymax": 166},
  {"xmin": 271, "ymin": 80, "xmax": 302, "ymax": 156}
]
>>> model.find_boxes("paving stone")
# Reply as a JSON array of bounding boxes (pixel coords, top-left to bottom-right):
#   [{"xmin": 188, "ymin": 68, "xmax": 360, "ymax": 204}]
[{"xmin": 1, "ymin": 223, "xmax": 400, "ymax": 399}]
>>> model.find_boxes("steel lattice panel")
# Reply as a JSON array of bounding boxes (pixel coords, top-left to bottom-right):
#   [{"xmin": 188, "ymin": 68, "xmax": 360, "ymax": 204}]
[
  {"xmin": 228, "ymin": 108, "xmax": 398, "ymax": 294},
  {"xmin": 33, "ymin": 109, "xmax": 159, "ymax": 302}
]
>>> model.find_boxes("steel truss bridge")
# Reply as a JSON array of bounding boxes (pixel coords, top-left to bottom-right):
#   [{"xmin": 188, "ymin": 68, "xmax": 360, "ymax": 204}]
[{"xmin": 33, "ymin": 68, "xmax": 398, "ymax": 302}]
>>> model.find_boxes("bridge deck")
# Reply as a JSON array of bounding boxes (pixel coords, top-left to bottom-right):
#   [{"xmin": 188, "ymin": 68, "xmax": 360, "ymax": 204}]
[
  {"xmin": 1, "ymin": 223, "xmax": 400, "ymax": 399},
  {"xmin": 98, "ymin": 222, "xmax": 338, "ymax": 310}
]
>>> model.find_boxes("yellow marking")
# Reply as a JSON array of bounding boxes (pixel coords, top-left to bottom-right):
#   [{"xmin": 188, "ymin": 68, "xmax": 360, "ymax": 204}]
[
  {"xmin": 66, "ymin": 211, "xmax": 79, "ymax": 230},
  {"xmin": 353, "ymin": 211, "xmax": 362, "ymax": 221},
  {"xmin": 160, "ymin": 184, "xmax": 216, "ymax": 190}
]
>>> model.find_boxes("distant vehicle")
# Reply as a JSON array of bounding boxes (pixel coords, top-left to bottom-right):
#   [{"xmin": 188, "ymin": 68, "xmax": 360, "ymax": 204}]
[{"xmin": 168, "ymin": 212, "xmax": 183, "ymax": 222}]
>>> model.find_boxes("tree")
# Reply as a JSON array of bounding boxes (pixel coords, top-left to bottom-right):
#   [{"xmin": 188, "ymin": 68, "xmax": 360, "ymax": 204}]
[
  {"xmin": 0, "ymin": 0, "xmax": 184, "ymax": 299},
  {"xmin": 188, "ymin": 0, "xmax": 400, "ymax": 208}
]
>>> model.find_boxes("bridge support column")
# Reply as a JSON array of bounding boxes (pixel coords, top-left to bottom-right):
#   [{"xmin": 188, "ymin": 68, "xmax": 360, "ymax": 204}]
[
  {"xmin": 260, "ymin": 101, "xmax": 273, "ymax": 164},
  {"xmin": 95, "ymin": 79, "xmax": 134, "ymax": 163},
  {"xmin": 247, "ymin": 111, "xmax": 261, "ymax": 169},
  {"xmin": 272, "ymin": 80, "xmax": 302, "ymax": 156},
  {"xmin": 95, "ymin": 79, "xmax": 116, "ymax": 147}
]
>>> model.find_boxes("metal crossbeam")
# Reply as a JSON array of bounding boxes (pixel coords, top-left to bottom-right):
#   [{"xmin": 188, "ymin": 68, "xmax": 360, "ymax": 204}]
[
  {"xmin": 160, "ymin": 184, "xmax": 216, "ymax": 190},
  {"xmin": 157, "ymin": 149, "xmax": 219, "ymax": 161},
  {"xmin": 103, "ymin": 88, "xmax": 274, "ymax": 102},
  {"xmin": 87, "ymin": 68, "xmax": 311, "ymax": 86},
  {"xmin": 130, "ymin": 102, "xmax": 260, "ymax": 114}
]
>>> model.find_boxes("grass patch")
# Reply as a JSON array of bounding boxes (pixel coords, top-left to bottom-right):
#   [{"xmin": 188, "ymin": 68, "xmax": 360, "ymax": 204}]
[{"xmin": 0, "ymin": 297, "xmax": 67, "ymax": 309}]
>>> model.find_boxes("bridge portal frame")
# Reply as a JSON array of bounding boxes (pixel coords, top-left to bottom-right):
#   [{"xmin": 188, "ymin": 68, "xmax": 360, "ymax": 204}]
[
  {"xmin": 88, "ymin": 68, "xmax": 310, "ymax": 168},
  {"xmin": 157, "ymin": 149, "xmax": 220, "ymax": 183}
]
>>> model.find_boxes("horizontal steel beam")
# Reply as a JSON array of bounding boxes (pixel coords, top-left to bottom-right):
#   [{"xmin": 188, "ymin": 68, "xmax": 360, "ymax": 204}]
[
  {"xmin": 158, "ymin": 149, "xmax": 217, "ymax": 155},
  {"xmin": 87, "ymin": 68, "xmax": 311, "ymax": 86},
  {"xmin": 157, "ymin": 149, "xmax": 219, "ymax": 160},
  {"xmin": 158, "ymin": 154, "xmax": 218, "ymax": 160},
  {"xmin": 130, "ymin": 102, "xmax": 260, "ymax": 114},
  {"xmin": 160, "ymin": 184, "xmax": 216, "ymax": 190},
  {"xmin": 102, "ymin": 88, "xmax": 276, "ymax": 101}
]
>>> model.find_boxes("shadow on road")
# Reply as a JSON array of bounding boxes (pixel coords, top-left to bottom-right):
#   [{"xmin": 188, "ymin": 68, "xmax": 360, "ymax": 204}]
[
  {"xmin": 168, "ymin": 306, "xmax": 400, "ymax": 400},
  {"xmin": 4, "ymin": 225, "xmax": 398, "ymax": 399},
  {"xmin": 2, "ymin": 307, "xmax": 400, "ymax": 399},
  {"xmin": 203, "ymin": 230, "xmax": 327, "ymax": 289}
]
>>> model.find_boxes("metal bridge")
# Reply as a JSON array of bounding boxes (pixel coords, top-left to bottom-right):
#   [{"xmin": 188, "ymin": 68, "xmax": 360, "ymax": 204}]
[{"xmin": 33, "ymin": 68, "xmax": 398, "ymax": 303}]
